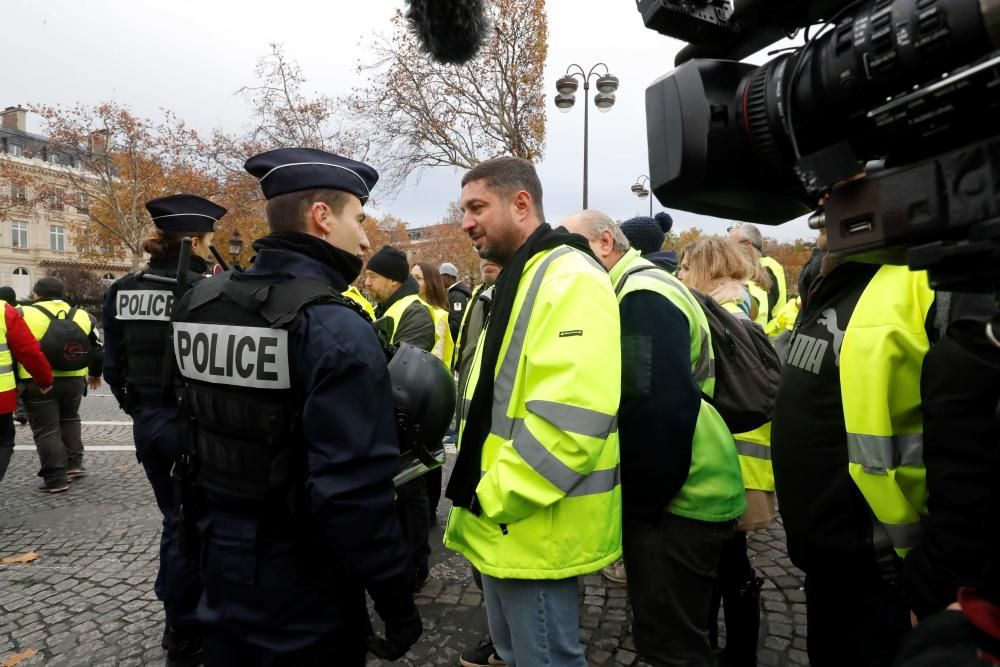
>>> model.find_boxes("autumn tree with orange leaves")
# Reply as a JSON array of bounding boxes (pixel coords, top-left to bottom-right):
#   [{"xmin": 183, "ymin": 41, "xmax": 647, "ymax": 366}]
[
  {"xmin": 350, "ymin": 0, "xmax": 548, "ymax": 190},
  {"xmin": 30, "ymin": 102, "xmax": 216, "ymax": 269}
]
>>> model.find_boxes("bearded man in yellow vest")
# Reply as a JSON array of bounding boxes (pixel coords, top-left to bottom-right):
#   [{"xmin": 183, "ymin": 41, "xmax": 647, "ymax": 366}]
[
  {"xmin": 563, "ymin": 210, "xmax": 745, "ymax": 666},
  {"xmin": 364, "ymin": 244, "xmax": 437, "ymax": 593},
  {"xmin": 444, "ymin": 158, "xmax": 622, "ymax": 667},
  {"xmin": 772, "ymin": 248, "xmax": 1000, "ymax": 667}
]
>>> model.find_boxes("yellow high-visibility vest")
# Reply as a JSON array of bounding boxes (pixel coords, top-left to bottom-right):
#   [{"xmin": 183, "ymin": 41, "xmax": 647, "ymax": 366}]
[
  {"xmin": 445, "ymin": 245, "xmax": 622, "ymax": 579},
  {"xmin": 842, "ymin": 265, "xmax": 933, "ymax": 557}
]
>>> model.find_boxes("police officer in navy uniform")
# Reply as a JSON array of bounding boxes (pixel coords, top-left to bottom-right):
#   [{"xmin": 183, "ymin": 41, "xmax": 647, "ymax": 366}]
[
  {"xmin": 169, "ymin": 148, "xmax": 421, "ymax": 665},
  {"xmin": 103, "ymin": 194, "xmax": 223, "ymax": 666}
]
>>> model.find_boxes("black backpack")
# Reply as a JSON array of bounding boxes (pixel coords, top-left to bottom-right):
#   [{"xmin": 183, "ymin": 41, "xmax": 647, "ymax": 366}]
[
  {"xmin": 690, "ymin": 290, "xmax": 781, "ymax": 433},
  {"xmin": 27, "ymin": 304, "xmax": 92, "ymax": 372}
]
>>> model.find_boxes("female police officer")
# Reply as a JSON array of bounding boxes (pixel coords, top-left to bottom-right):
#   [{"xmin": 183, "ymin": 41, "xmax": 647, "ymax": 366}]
[{"xmin": 103, "ymin": 194, "xmax": 224, "ymax": 666}]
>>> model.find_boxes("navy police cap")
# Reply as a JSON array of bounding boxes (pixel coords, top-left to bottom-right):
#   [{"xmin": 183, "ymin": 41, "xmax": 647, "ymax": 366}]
[
  {"xmin": 244, "ymin": 147, "xmax": 379, "ymax": 204},
  {"xmin": 145, "ymin": 194, "xmax": 225, "ymax": 233}
]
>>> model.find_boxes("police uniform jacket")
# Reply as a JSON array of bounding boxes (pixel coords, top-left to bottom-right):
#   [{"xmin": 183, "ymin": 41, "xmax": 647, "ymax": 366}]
[
  {"xmin": 186, "ymin": 241, "xmax": 412, "ymax": 638},
  {"xmin": 102, "ymin": 253, "xmax": 208, "ymax": 406}
]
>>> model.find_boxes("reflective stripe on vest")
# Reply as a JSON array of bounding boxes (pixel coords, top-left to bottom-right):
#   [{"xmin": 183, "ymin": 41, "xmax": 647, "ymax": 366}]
[
  {"xmin": 479, "ymin": 246, "xmax": 618, "ymax": 497},
  {"xmin": 734, "ymin": 422, "xmax": 774, "ymax": 492},
  {"xmin": 445, "ymin": 243, "xmax": 623, "ymax": 580},
  {"xmin": 841, "ymin": 265, "xmax": 933, "ymax": 556},
  {"xmin": 0, "ymin": 313, "xmax": 14, "ymax": 392}
]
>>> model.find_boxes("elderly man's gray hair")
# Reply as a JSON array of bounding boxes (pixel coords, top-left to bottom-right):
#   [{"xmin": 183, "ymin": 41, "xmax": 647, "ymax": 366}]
[
  {"xmin": 565, "ymin": 210, "xmax": 631, "ymax": 253},
  {"xmin": 735, "ymin": 223, "xmax": 764, "ymax": 251}
]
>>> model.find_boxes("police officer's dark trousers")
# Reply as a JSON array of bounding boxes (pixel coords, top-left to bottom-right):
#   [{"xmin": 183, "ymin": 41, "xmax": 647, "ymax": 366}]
[
  {"xmin": 197, "ymin": 513, "xmax": 371, "ymax": 666},
  {"xmin": 131, "ymin": 390, "xmax": 201, "ymax": 628}
]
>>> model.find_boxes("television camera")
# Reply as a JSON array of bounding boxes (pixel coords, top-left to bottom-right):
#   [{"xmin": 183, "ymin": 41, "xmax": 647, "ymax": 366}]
[{"xmin": 638, "ymin": 0, "xmax": 1000, "ymax": 293}]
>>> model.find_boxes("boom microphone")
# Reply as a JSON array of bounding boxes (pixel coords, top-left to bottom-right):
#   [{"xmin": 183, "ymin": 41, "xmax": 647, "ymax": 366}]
[{"xmin": 404, "ymin": 0, "xmax": 490, "ymax": 65}]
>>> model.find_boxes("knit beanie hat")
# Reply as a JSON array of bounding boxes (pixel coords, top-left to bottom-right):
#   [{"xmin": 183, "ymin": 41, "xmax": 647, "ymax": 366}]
[
  {"xmin": 621, "ymin": 212, "xmax": 674, "ymax": 256},
  {"xmin": 366, "ymin": 246, "xmax": 410, "ymax": 283}
]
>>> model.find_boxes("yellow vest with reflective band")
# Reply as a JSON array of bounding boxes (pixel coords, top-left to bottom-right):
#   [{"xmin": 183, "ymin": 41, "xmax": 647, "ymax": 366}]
[
  {"xmin": 760, "ymin": 255, "xmax": 787, "ymax": 320},
  {"xmin": 749, "ymin": 281, "xmax": 770, "ymax": 327},
  {"xmin": 719, "ymin": 301, "xmax": 775, "ymax": 494},
  {"xmin": 18, "ymin": 300, "xmax": 92, "ymax": 378},
  {"xmin": 341, "ymin": 286, "xmax": 375, "ymax": 321},
  {"xmin": 612, "ymin": 249, "xmax": 746, "ymax": 522},
  {"xmin": 765, "ymin": 296, "xmax": 800, "ymax": 338},
  {"xmin": 842, "ymin": 265, "xmax": 933, "ymax": 557},
  {"xmin": 444, "ymin": 245, "xmax": 622, "ymax": 579},
  {"xmin": 0, "ymin": 310, "xmax": 15, "ymax": 392},
  {"xmin": 384, "ymin": 293, "xmax": 455, "ymax": 365},
  {"xmin": 429, "ymin": 305, "xmax": 455, "ymax": 368}
]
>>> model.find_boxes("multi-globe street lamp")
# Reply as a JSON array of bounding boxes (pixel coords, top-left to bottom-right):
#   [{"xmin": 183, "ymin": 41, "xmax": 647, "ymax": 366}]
[
  {"xmin": 554, "ymin": 63, "xmax": 619, "ymax": 209},
  {"xmin": 630, "ymin": 174, "xmax": 652, "ymax": 217}
]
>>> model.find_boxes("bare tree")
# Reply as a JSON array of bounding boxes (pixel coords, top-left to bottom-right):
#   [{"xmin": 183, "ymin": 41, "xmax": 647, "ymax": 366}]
[{"xmin": 350, "ymin": 0, "xmax": 548, "ymax": 190}]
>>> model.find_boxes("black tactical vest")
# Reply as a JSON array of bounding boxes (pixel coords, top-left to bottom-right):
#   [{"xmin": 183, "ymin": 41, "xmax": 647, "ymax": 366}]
[
  {"xmin": 114, "ymin": 264, "xmax": 204, "ymax": 388},
  {"xmin": 171, "ymin": 269, "xmax": 365, "ymax": 515}
]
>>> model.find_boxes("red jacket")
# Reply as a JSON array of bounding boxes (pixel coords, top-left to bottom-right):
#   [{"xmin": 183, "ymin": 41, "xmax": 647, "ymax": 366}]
[{"xmin": 1, "ymin": 303, "xmax": 53, "ymax": 413}]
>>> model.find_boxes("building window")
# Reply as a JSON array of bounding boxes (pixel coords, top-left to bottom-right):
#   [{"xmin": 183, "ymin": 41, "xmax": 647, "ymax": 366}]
[
  {"xmin": 48, "ymin": 189, "xmax": 65, "ymax": 210},
  {"xmin": 7, "ymin": 143, "xmax": 23, "ymax": 158},
  {"xmin": 46, "ymin": 151, "xmax": 60, "ymax": 165},
  {"xmin": 11, "ymin": 221, "xmax": 27, "ymax": 248},
  {"xmin": 13, "ymin": 267, "xmax": 28, "ymax": 276},
  {"xmin": 10, "ymin": 185, "xmax": 26, "ymax": 203},
  {"xmin": 50, "ymin": 225, "xmax": 65, "ymax": 251}
]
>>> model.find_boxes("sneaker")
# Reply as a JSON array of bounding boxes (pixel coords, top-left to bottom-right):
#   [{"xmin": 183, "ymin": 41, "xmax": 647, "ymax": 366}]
[
  {"xmin": 37, "ymin": 479, "xmax": 70, "ymax": 493},
  {"xmin": 67, "ymin": 468, "xmax": 87, "ymax": 480},
  {"xmin": 601, "ymin": 558, "xmax": 627, "ymax": 585},
  {"xmin": 460, "ymin": 638, "xmax": 505, "ymax": 667}
]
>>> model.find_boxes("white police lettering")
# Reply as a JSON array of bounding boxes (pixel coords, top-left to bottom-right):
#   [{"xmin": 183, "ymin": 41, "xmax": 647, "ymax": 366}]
[
  {"xmin": 116, "ymin": 290, "xmax": 175, "ymax": 322},
  {"xmin": 172, "ymin": 322, "xmax": 290, "ymax": 389}
]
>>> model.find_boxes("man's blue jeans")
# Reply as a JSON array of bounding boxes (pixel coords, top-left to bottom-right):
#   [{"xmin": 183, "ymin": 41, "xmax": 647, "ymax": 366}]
[{"xmin": 481, "ymin": 573, "xmax": 586, "ymax": 667}]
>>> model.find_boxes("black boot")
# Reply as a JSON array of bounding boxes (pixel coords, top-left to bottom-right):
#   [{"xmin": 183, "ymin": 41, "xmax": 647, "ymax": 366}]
[
  {"xmin": 166, "ymin": 624, "xmax": 203, "ymax": 667},
  {"xmin": 720, "ymin": 575, "xmax": 763, "ymax": 667}
]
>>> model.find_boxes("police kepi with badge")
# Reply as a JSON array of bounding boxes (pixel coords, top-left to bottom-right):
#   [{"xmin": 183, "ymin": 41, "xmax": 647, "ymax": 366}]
[
  {"xmin": 170, "ymin": 147, "xmax": 421, "ymax": 665},
  {"xmin": 103, "ymin": 193, "xmax": 223, "ymax": 666}
]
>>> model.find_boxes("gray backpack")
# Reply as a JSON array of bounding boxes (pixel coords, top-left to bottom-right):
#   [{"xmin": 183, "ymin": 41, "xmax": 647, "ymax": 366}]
[{"xmin": 689, "ymin": 290, "xmax": 781, "ymax": 433}]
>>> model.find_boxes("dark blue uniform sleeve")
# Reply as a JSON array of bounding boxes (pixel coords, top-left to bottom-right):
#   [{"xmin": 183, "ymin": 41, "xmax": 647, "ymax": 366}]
[
  {"xmin": 618, "ymin": 290, "xmax": 701, "ymax": 521},
  {"xmin": 296, "ymin": 305, "xmax": 411, "ymax": 594},
  {"xmin": 101, "ymin": 280, "xmax": 126, "ymax": 405}
]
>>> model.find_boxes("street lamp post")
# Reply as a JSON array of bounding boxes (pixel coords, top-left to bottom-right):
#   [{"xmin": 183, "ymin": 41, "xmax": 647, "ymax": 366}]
[
  {"xmin": 228, "ymin": 229, "xmax": 244, "ymax": 270},
  {"xmin": 554, "ymin": 64, "xmax": 619, "ymax": 209},
  {"xmin": 630, "ymin": 174, "xmax": 652, "ymax": 217}
]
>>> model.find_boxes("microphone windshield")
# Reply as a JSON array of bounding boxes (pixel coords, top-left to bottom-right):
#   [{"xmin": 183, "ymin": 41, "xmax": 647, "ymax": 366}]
[{"xmin": 405, "ymin": 0, "xmax": 490, "ymax": 65}]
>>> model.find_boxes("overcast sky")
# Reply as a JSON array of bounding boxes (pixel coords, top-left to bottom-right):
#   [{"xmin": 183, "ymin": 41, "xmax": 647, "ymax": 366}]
[{"xmin": 6, "ymin": 0, "xmax": 815, "ymax": 242}]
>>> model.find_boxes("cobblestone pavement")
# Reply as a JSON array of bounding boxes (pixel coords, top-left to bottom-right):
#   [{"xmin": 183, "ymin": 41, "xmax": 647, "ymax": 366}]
[{"xmin": 1, "ymin": 393, "xmax": 809, "ymax": 666}]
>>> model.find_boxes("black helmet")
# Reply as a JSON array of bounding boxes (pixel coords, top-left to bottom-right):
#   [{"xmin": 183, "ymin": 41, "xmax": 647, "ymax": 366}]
[{"xmin": 387, "ymin": 343, "xmax": 456, "ymax": 466}]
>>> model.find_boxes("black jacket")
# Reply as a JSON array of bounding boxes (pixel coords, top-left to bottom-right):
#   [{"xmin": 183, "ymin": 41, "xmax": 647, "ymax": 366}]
[
  {"xmin": 903, "ymin": 292, "xmax": 1000, "ymax": 618},
  {"xmin": 774, "ymin": 263, "xmax": 1000, "ymax": 620},
  {"xmin": 447, "ymin": 281, "xmax": 472, "ymax": 340}
]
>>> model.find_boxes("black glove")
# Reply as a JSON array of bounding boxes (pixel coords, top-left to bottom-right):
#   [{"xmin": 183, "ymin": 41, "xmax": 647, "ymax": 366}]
[{"xmin": 367, "ymin": 575, "xmax": 423, "ymax": 660}]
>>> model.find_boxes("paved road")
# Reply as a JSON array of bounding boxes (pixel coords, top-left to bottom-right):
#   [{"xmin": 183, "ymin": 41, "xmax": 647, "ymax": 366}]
[{"xmin": 0, "ymin": 393, "xmax": 809, "ymax": 666}]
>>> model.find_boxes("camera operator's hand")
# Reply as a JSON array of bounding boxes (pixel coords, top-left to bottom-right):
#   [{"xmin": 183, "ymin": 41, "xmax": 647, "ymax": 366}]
[{"xmin": 367, "ymin": 574, "xmax": 423, "ymax": 660}]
